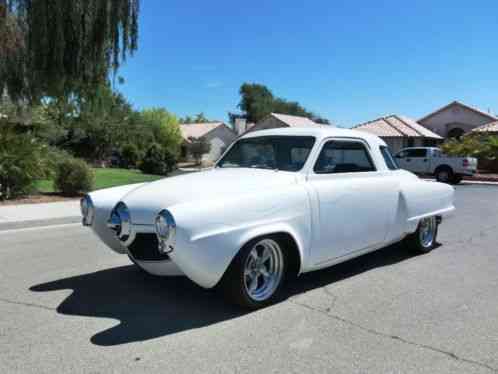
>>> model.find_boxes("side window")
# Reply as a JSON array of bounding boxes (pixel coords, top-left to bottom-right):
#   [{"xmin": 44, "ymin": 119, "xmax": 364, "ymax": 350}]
[
  {"xmin": 396, "ymin": 150, "xmax": 407, "ymax": 158},
  {"xmin": 406, "ymin": 149, "xmax": 427, "ymax": 158},
  {"xmin": 314, "ymin": 140, "xmax": 376, "ymax": 174},
  {"xmin": 380, "ymin": 146, "xmax": 399, "ymax": 170}
]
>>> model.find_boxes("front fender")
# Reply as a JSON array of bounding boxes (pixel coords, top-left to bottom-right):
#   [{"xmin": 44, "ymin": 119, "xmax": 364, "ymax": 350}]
[
  {"xmin": 167, "ymin": 186, "xmax": 311, "ymax": 288},
  {"xmin": 88, "ymin": 183, "xmax": 147, "ymax": 253}
]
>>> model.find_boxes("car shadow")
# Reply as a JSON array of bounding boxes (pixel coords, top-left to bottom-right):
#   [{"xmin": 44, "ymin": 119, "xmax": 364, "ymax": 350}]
[{"xmin": 30, "ymin": 241, "xmax": 434, "ymax": 346}]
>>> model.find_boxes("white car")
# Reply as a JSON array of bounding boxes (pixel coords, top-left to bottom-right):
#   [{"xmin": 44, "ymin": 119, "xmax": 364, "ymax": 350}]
[
  {"xmin": 81, "ymin": 127, "xmax": 455, "ymax": 308},
  {"xmin": 394, "ymin": 147, "xmax": 478, "ymax": 184}
]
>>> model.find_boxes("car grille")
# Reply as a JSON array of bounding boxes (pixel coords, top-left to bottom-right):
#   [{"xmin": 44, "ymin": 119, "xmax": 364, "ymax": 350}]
[{"xmin": 128, "ymin": 233, "xmax": 170, "ymax": 261}]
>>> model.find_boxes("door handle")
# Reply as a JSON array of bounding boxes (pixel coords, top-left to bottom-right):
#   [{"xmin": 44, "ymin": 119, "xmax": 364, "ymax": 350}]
[
  {"xmin": 406, "ymin": 158, "xmax": 411, "ymax": 162},
  {"xmin": 423, "ymin": 158, "xmax": 428, "ymax": 162}
]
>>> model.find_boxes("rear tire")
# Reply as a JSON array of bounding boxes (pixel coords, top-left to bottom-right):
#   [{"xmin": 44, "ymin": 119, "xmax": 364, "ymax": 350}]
[
  {"xmin": 404, "ymin": 216, "xmax": 438, "ymax": 253},
  {"xmin": 435, "ymin": 167, "xmax": 453, "ymax": 183},
  {"xmin": 221, "ymin": 235, "xmax": 287, "ymax": 309}
]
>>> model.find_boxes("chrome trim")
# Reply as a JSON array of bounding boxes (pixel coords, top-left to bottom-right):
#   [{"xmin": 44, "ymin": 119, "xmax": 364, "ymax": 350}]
[
  {"xmin": 80, "ymin": 195, "xmax": 95, "ymax": 226},
  {"xmin": 155, "ymin": 209, "xmax": 176, "ymax": 254},
  {"xmin": 107, "ymin": 202, "xmax": 135, "ymax": 246},
  {"xmin": 244, "ymin": 238, "xmax": 284, "ymax": 302},
  {"xmin": 419, "ymin": 216, "xmax": 437, "ymax": 248}
]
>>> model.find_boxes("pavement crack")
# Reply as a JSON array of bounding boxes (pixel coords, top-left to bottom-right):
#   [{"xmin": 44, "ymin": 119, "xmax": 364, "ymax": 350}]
[
  {"xmin": 290, "ymin": 299, "xmax": 498, "ymax": 373},
  {"xmin": 0, "ymin": 297, "xmax": 56, "ymax": 312}
]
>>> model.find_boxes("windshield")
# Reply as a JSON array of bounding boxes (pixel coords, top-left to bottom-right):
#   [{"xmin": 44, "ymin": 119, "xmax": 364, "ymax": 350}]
[{"xmin": 217, "ymin": 136, "xmax": 316, "ymax": 172}]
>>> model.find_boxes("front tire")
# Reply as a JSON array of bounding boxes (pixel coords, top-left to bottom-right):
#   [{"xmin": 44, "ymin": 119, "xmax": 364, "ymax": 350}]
[
  {"xmin": 404, "ymin": 216, "xmax": 438, "ymax": 253},
  {"xmin": 221, "ymin": 236, "xmax": 287, "ymax": 309}
]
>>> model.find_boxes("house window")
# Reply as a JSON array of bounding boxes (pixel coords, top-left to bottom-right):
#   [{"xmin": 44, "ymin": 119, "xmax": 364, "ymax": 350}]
[{"xmin": 314, "ymin": 140, "xmax": 376, "ymax": 174}]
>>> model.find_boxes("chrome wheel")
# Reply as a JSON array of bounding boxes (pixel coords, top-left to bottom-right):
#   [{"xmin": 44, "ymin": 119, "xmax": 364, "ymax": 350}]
[
  {"xmin": 243, "ymin": 238, "xmax": 284, "ymax": 302},
  {"xmin": 419, "ymin": 217, "xmax": 437, "ymax": 248}
]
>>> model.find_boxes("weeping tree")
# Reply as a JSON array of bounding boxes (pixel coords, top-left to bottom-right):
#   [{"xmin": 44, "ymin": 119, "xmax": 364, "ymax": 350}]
[{"xmin": 0, "ymin": 0, "xmax": 139, "ymax": 103}]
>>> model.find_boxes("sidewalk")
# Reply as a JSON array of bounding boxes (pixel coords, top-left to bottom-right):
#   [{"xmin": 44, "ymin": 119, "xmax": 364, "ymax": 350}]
[{"xmin": 0, "ymin": 200, "xmax": 81, "ymax": 231}]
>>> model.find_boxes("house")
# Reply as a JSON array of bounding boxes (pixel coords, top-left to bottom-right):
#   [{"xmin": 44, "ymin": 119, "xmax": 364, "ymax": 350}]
[
  {"xmin": 180, "ymin": 122, "xmax": 236, "ymax": 163},
  {"xmin": 354, "ymin": 115, "xmax": 443, "ymax": 154},
  {"xmin": 418, "ymin": 101, "xmax": 497, "ymax": 139},
  {"xmin": 470, "ymin": 121, "xmax": 498, "ymax": 136},
  {"xmin": 246, "ymin": 113, "xmax": 329, "ymax": 133}
]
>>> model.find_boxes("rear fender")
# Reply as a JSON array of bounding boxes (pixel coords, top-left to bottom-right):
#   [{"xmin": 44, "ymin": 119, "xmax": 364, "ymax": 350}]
[{"xmin": 399, "ymin": 180, "xmax": 455, "ymax": 234}]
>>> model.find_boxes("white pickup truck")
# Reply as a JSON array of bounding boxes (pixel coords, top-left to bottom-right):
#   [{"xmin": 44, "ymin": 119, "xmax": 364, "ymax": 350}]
[{"xmin": 394, "ymin": 147, "xmax": 478, "ymax": 184}]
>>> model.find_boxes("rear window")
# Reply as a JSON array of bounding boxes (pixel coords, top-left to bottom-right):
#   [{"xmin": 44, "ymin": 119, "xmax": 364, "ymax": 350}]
[{"xmin": 380, "ymin": 146, "xmax": 398, "ymax": 170}]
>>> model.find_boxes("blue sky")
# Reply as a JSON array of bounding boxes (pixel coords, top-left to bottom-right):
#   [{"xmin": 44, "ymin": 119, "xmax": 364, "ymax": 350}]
[{"xmin": 119, "ymin": 0, "xmax": 498, "ymax": 127}]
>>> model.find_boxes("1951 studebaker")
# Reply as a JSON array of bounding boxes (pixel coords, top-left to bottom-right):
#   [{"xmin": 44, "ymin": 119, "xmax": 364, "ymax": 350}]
[{"xmin": 81, "ymin": 127, "xmax": 455, "ymax": 308}]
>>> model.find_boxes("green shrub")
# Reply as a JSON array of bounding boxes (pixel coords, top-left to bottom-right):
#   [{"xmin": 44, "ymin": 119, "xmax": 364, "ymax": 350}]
[
  {"xmin": 0, "ymin": 126, "xmax": 52, "ymax": 199},
  {"xmin": 120, "ymin": 143, "xmax": 140, "ymax": 169},
  {"xmin": 54, "ymin": 158, "xmax": 94, "ymax": 196},
  {"xmin": 139, "ymin": 143, "xmax": 176, "ymax": 175},
  {"xmin": 441, "ymin": 135, "xmax": 498, "ymax": 171},
  {"xmin": 163, "ymin": 148, "xmax": 177, "ymax": 172}
]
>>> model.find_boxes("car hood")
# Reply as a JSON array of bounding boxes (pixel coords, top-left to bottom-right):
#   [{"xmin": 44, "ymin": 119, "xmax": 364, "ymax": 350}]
[{"xmin": 121, "ymin": 168, "xmax": 300, "ymax": 224}]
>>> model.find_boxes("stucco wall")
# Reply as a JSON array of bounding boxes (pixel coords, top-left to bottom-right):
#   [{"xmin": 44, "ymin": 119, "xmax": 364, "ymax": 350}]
[
  {"xmin": 202, "ymin": 125, "xmax": 236, "ymax": 163},
  {"xmin": 420, "ymin": 103, "xmax": 494, "ymax": 137},
  {"xmin": 383, "ymin": 138, "xmax": 405, "ymax": 154}
]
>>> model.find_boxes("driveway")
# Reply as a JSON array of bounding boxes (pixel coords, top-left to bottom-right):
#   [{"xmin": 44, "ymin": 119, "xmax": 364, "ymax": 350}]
[{"xmin": 1, "ymin": 185, "xmax": 497, "ymax": 373}]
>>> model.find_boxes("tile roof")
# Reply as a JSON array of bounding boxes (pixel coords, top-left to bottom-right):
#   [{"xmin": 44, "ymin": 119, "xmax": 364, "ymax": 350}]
[
  {"xmin": 419, "ymin": 100, "xmax": 497, "ymax": 123},
  {"xmin": 354, "ymin": 115, "xmax": 442, "ymax": 139},
  {"xmin": 271, "ymin": 113, "xmax": 322, "ymax": 128},
  {"xmin": 471, "ymin": 121, "xmax": 498, "ymax": 134},
  {"xmin": 180, "ymin": 122, "xmax": 232, "ymax": 140}
]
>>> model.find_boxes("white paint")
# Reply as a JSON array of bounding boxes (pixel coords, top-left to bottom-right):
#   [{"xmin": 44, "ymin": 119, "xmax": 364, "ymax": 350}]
[{"xmin": 85, "ymin": 127, "xmax": 455, "ymax": 289}]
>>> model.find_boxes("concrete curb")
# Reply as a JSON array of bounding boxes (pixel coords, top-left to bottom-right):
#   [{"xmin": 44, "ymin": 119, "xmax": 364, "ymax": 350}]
[
  {"xmin": 423, "ymin": 178, "xmax": 498, "ymax": 186},
  {"xmin": 0, "ymin": 216, "xmax": 81, "ymax": 232}
]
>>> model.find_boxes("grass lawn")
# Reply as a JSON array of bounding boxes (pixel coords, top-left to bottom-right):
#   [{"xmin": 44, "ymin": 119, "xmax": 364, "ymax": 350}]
[{"xmin": 35, "ymin": 168, "xmax": 164, "ymax": 193}]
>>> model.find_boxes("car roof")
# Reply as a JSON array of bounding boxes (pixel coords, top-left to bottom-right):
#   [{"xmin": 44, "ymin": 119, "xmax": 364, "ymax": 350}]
[{"xmin": 241, "ymin": 126, "xmax": 386, "ymax": 146}]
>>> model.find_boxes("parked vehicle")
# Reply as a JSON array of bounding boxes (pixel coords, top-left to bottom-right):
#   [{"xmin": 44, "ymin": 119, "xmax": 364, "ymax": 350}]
[
  {"xmin": 394, "ymin": 147, "xmax": 477, "ymax": 184},
  {"xmin": 81, "ymin": 128, "xmax": 455, "ymax": 309}
]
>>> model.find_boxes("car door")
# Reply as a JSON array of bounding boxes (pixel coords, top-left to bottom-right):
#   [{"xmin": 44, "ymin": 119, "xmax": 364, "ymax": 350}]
[
  {"xmin": 408, "ymin": 148, "xmax": 429, "ymax": 173},
  {"xmin": 396, "ymin": 148, "xmax": 428, "ymax": 174},
  {"xmin": 306, "ymin": 138, "xmax": 398, "ymax": 266}
]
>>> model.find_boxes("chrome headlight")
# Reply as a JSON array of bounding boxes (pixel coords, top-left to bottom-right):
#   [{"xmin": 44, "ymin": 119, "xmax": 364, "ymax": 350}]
[
  {"xmin": 80, "ymin": 195, "xmax": 95, "ymax": 226},
  {"xmin": 107, "ymin": 202, "xmax": 132, "ymax": 244},
  {"xmin": 155, "ymin": 209, "xmax": 176, "ymax": 253}
]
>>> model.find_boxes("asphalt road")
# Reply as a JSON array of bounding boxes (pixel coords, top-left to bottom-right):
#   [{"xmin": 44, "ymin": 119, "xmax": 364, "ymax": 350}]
[{"xmin": 1, "ymin": 185, "xmax": 498, "ymax": 374}]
